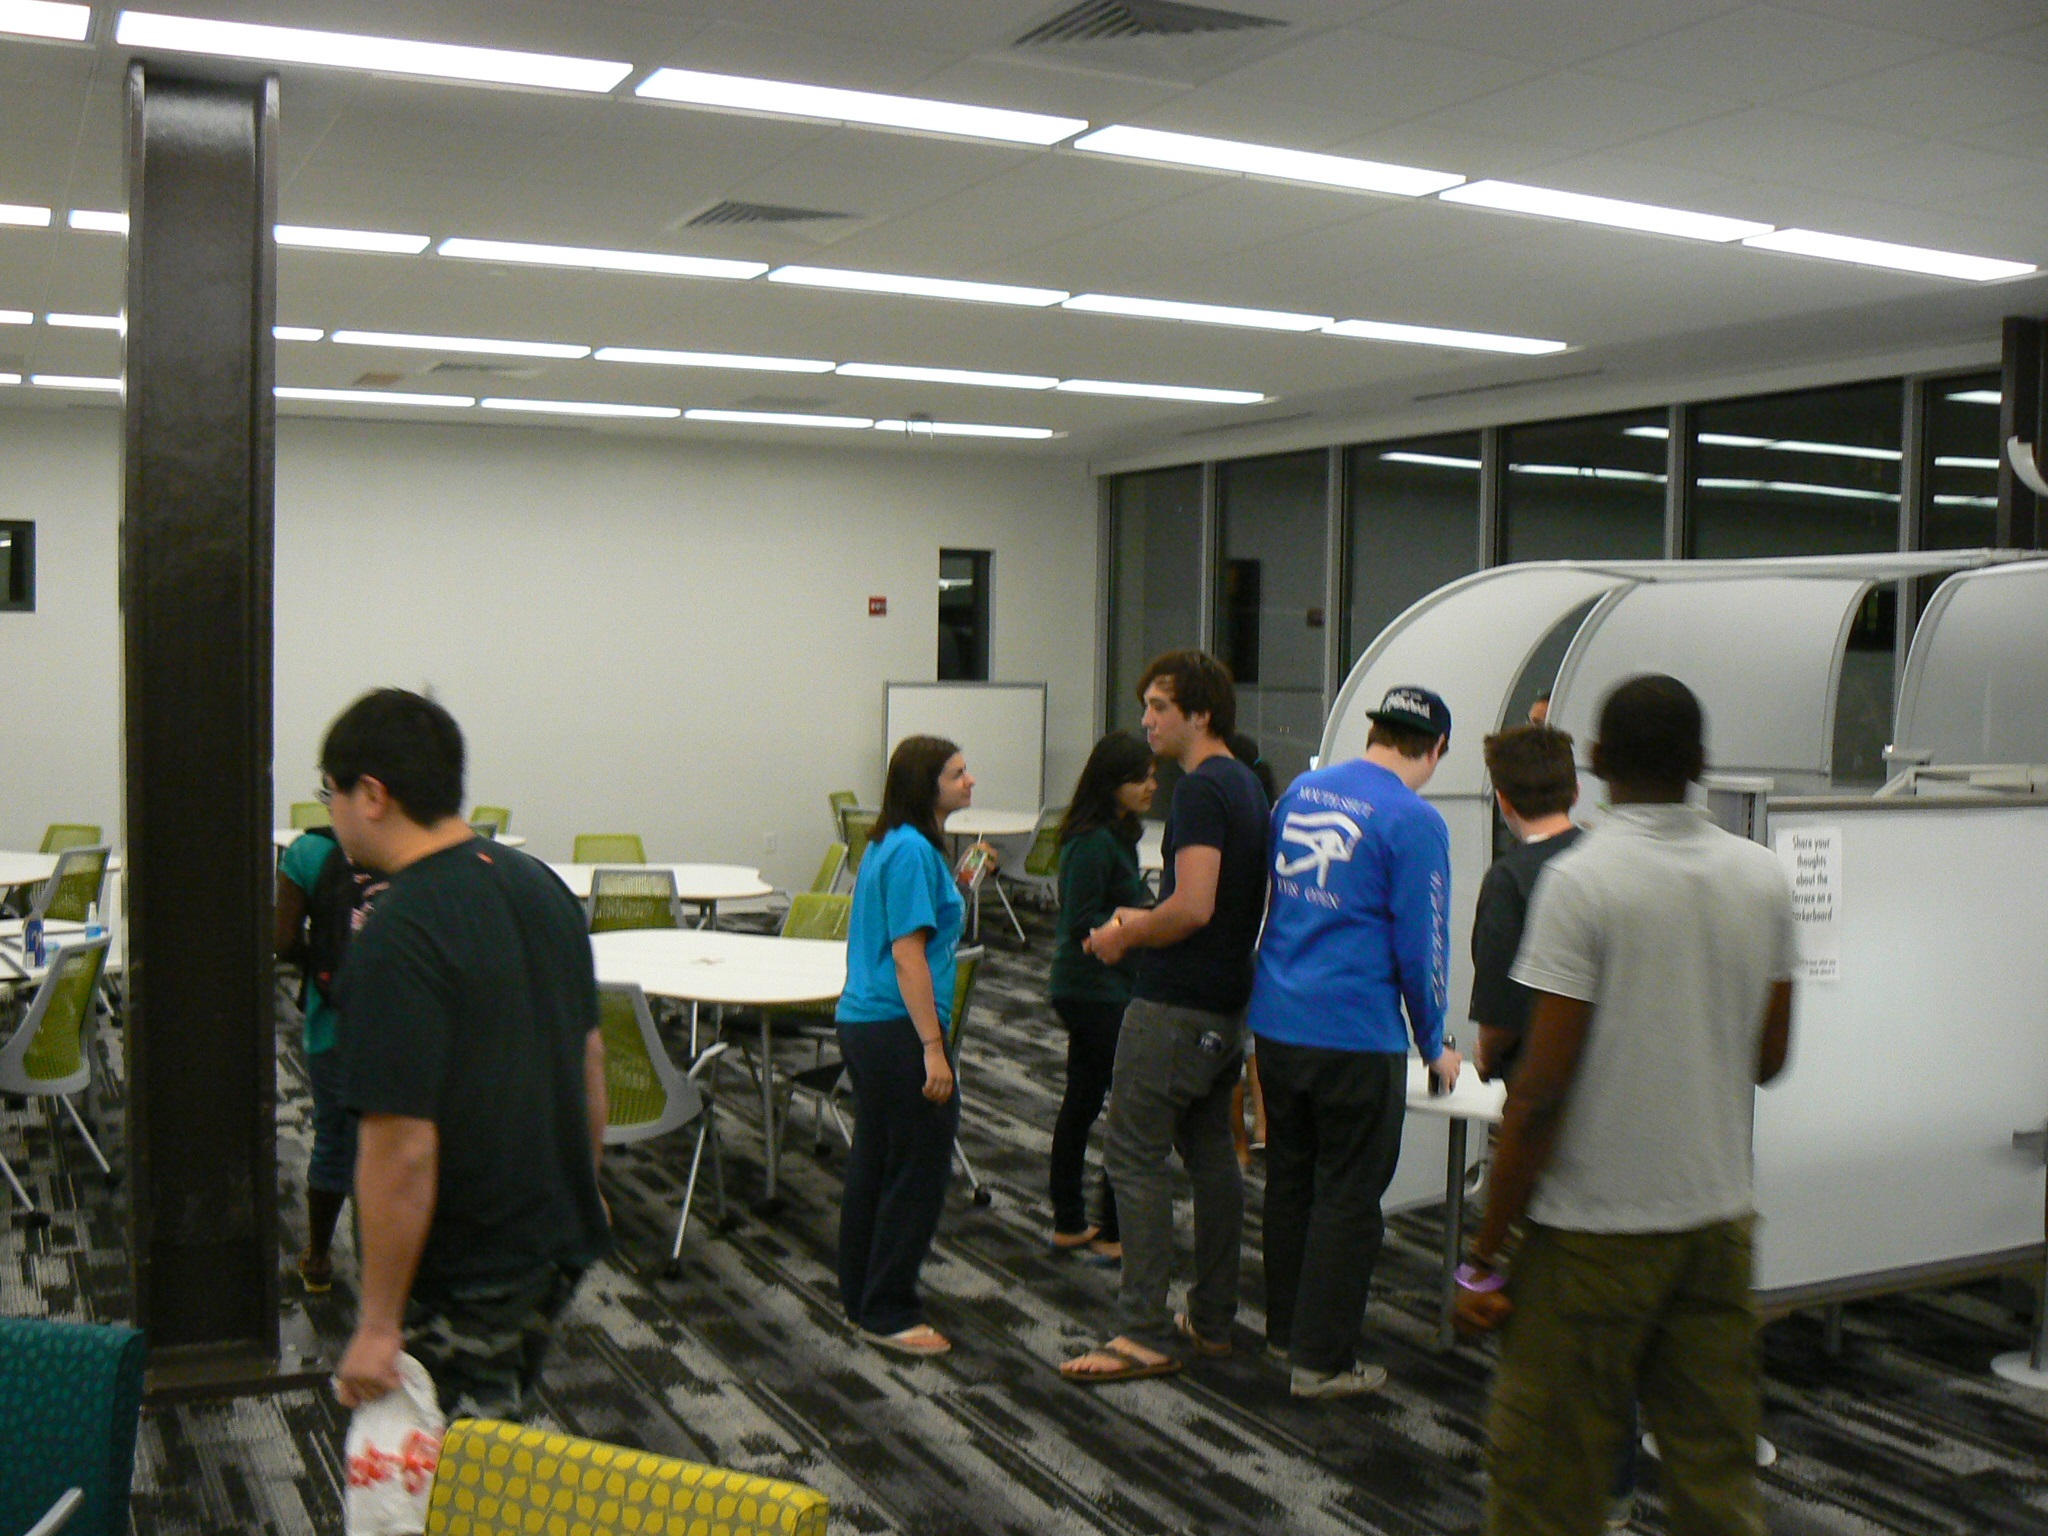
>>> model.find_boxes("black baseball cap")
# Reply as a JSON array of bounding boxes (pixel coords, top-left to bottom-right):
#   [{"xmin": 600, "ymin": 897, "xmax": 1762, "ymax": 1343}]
[{"xmin": 1367, "ymin": 685, "xmax": 1452, "ymax": 744}]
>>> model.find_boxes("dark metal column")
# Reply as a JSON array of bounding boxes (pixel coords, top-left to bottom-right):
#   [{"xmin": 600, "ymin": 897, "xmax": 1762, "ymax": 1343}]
[
  {"xmin": 122, "ymin": 64, "xmax": 281, "ymax": 1384},
  {"xmin": 1998, "ymin": 315, "xmax": 2045, "ymax": 549}
]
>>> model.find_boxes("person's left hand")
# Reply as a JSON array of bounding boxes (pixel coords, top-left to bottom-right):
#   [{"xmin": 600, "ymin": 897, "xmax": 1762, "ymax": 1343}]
[
  {"xmin": 1084, "ymin": 914, "xmax": 1130, "ymax": 965},
  {"xmin": 333, "ymin": 1321, "xmax": 405, "ymax": 1408}
]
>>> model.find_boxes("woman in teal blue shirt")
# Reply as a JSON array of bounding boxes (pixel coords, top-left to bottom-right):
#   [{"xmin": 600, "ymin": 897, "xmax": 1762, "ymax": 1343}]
[{"xmin": 836, "ymin": 733, "xmax": 982, "ymax": 1356}]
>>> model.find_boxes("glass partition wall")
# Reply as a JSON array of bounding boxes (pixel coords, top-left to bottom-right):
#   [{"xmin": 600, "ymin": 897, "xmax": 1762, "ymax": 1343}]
[
  {"xmin": 1100, "ymin": 366, "xmax": 1997, "ymax": 789},
  {"xmin": 1216, "ymin": 451, "xmax": 1328, "ymax": 793}
]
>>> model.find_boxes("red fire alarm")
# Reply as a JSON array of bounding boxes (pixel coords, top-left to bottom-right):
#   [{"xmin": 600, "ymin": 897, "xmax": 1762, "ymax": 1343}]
[{"xmin": 868, "ymin": 596, "xmax": 888, "ymax": 616}]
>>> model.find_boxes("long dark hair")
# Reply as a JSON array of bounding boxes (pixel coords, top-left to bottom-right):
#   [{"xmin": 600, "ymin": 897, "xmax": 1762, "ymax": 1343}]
[
  {"xmin": 874, "ymin": 734, "xmax": 960, "ymax": 852},
  {"xmin": 1058, "ymin": 731, "xmax": 1154, "ymax": 847}
]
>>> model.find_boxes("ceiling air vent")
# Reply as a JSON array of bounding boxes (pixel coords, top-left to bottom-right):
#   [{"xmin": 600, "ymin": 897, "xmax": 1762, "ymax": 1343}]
[
  {"xmin": 1009, "ymin": 0, "xmax": 1291, "ymax": 85},
  {"xmin": 1017, "ymin": 0, "xmax": 1282, "ymax": 45},
  {"xmin": 684, "ymin": 201, "xmax": 857, "ymax": 229},
  {"xmin": 427, "ymin": 361, "xmax": 544, "ymax": 380},
  {"xmin": 731, "ymin": 394, "xmax": 835, "ymax": 412}
]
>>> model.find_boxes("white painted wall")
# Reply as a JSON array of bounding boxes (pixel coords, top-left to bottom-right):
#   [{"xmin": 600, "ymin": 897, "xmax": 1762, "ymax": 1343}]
[{"xmin": 0, "ymin": 407, "xmax": 1099, "ymax": 890}]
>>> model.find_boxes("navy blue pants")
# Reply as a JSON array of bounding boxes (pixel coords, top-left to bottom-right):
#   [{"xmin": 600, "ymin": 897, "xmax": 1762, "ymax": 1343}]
[
  {"xmin": 836, "ymin": 1017, "xmax": 960, "ymax": 1336},
  {"xmin": 305, "ymin": 1045, "xmax": 358, "ymax": 1196}
]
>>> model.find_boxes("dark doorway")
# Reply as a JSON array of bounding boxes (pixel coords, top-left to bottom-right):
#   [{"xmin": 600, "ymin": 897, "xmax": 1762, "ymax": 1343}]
[{"xmin": 938, "ymin": 549, "xmax": 991, "ymax": 681}]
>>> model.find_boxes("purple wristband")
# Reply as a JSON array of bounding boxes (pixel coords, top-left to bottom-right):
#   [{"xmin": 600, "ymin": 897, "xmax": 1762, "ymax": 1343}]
[{"xmin": 1455, "ymin": 1262, "xmax": 1507, "ymax": 1294}]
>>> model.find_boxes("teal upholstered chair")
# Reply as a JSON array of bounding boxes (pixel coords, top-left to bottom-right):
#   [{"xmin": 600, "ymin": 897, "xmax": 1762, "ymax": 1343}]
[{"xmin": 0, "ymin": 1315, "xmax": 147, "ymax": 1536}]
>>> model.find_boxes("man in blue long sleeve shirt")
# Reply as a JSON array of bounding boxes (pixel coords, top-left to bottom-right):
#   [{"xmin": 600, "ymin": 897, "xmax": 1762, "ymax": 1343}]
[{"xmin": 1247, "ymin": 685, "xmax": 1464, "ymax": 1399}]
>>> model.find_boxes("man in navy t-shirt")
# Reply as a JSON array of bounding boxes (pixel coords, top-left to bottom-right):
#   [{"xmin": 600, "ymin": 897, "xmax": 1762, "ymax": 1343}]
[
  {"xmin": 1060, "ymin": 649, "xmax": 1269, "ymax": 1384},
  {"xmin": 1246, "ymin": 685, "xmax": 1464, "ymax": 1400}
]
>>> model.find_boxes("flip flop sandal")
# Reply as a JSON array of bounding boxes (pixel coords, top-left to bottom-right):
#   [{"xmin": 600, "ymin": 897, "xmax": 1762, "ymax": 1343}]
[
  {"xmin": 1060, "ymin": 1344, "xmax": 1182, "ymax": 1384},
  {"xmin": 861, "ymin": 1325, "xmax": 952, "ymax": 1357},
  {"xmin": 1051, "ymin": 1226, "xmax": 1103, "ymax": 1250},
  {"xmin": 1175, "ymin": 1313, "xmax": 1233, "ymax": 1357}
]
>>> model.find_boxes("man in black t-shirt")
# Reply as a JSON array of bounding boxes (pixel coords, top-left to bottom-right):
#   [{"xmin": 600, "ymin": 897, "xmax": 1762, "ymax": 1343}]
[
  {"xmin": 1061, "ymin": 650, "xmax": 1269, "ymax": 1384},
  {"xmin": 324, "ymin": 689, "xmax": 610, "ymax": 1421},
  {"xmin": 1471, "ymin": 724, "xmax": 1583, "ymax": 1082}
]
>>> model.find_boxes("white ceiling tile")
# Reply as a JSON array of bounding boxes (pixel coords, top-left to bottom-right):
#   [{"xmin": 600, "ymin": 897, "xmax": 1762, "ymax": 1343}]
[
  {"xmin": 1801, "ymin": 138, "xmax": 2048, "ymax": 206},
  {"xmin": 1787, "ymin": 47, "xmax": 2048, "ymax": 133},
  {"xmin": 1949, "ymin": 106, "xmax": 2048, "ymax": 163},
  {"xmin": 1418, "ymin": 70, "xmax": 1744, "ymax": 153},
  {"xmin": 1581, "ymin": 4, "xmax": 1942, "ymax": 102},
  {"xmin": 1994, "ymin": 21, "xmax": 2048, "ymax": 61},
  {"xmin": 1620, "ymin": 106, "xmax": 1917, "ymax": 178},
  {"xmin": 1202, "ymin": 25, "xmax": 1553, "ymax": 120},
  {"xmin": 1364, "ymin": 0, "xmax": 1748, "ymax": 68},
  {"xmin": 1767, "ymin": 0, "xmax": 2048, "ymax": 45}
]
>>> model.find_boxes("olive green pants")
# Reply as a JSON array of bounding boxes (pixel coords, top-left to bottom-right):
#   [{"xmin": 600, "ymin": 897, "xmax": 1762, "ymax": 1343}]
[{"xmin": 1486, "ymin": 1218, "xmax": 1763, "ymax": 1536}]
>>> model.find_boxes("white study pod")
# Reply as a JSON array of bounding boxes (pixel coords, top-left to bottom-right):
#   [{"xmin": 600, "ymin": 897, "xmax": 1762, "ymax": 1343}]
[{"xmin": 1323, "ymin": 550, "xmax": 2046, "ymax": 1244}]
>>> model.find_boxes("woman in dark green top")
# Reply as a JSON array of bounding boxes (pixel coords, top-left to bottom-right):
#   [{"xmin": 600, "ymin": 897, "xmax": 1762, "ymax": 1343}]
[{"xmin": 1048, "ymin": 731, "xmax": 1156, "ymax": 1258}]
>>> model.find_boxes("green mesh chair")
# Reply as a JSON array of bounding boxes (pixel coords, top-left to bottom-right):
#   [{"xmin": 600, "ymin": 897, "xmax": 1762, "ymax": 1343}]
[
  {"xmin": 468, "ymin": 819, "xmax": 499, "ymax": 840},
  {"xmin": 288, "ymin": 801, "xmax": 330, "ymax": 829},
  {"xmin": 827, "ymin": 790, "xmax": 860, "ymax": 841},
  {"xmin": 841, "ymin": 810, "xmax": 878, "ymax": 877},
  {"xmin": 0, "ymin": 1315, "xmax": 146, "ymax": 1536},
  {"xmin": 574, "ymin": 832, "xmax": 646, "ymax": 864},
  {"xmin": 599, "ymin": 982, "xmax": 729, "ymax": 1275},
  {"xmin": 21, "ymin": 845, "xmax": 112, "ymax": 930},
  {"xmin": 0, "ymin": 936, "xmax": 113, "ymax": 1225},
  {"xmin": 39, "ymin": 824, "xmax": 102, "ymax": 854},
  {"xmin": 811, "ymin": 842, "xmax": 848, "ymax": 895},
  {"xmin": 470, "ymin": 804, "xmax": 512, "ymax": 833},
  {"xmin": 588, "ymin": 867, "xmax": 684, "ymax": 933},
  {"xmin": 946, "ymin": 946, "xmax": 992, "ymax": 1205}
]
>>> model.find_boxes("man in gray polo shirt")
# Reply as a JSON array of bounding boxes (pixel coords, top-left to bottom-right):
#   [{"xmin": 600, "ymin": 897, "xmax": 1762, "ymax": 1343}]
[{"xmin": 1455, "ymin": 674, "xmax": 1796, "ymax": 1536}]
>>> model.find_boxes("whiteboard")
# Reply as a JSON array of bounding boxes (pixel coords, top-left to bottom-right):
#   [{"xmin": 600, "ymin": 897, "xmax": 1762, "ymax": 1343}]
[
  {"xmin": 884, "ymin": 682, "xmax": 1046, "ymax": 816},
  {"xmin": 1753, "ymin": 799, "xmax": 2048, "ymax": 1298}
]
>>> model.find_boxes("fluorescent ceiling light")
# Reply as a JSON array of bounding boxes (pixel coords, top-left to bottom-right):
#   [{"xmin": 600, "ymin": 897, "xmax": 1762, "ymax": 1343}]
[
  {"xmin": 0, "ymin": 372, "xmax": 17, "ymax": 385},
  {"xmin": 1510, "ymin": 463, "xmax": 1667, "ymax": 484},
  {"xmin": 113, "ymin": 11, "xmax": 632, "ymax": 93},
  {"xmin": 330, "ymin": 329, "xmax": 590, "ymax": 360},
  {"xmin": 1064, "ymin": 292, "xmax": 1331, "ymax": 333},
  {"xmin": 767, "ymin": 265, "xmax": 1066, "ymax": 308},
  {"xmin": 874, "ymin": 418, "xmax": 1059, "ymax": 440},
  {"xmin": 68, "ymin": 209, "xmax": 128, "ymax": 234},
  {"xmin": 594, "ymin": 346, "xmax": 834, "ymax": 374},
  {"xmin": 1934, "ymin": 455, "xmax": 2000, "ymax": 470},
  {"xmin": 635, "ymin": 67, "xmax": 1085, "ymax": 147},
  {"xmin": 276, "ymin": 225, "xmax": 430, "ymax": 255},
  {"xmin": 1630, "ymin": 424, "xmax": 1902, "ymax": 461},
  {"xmin": 1324, "ymin": 317, "xmax": 1568, "ymax": 355},
  {"xmin": 837, "ymin": 361, "xmax": 1058, "ymax": 391},
  {"xmin": 1948, "ymin": 390, "xmax": 2001, "ymax": 406},
  {"xmin": 437, "ymin": 237, "xmax": 765, "ymax": 281},
  {"xmin": 276, "ymin": 386, "xmax": 475, "ymax": 408},
  {"xmin": 1742, "ymin": 228, "xmax": 2036, "ymax": 282},
  {"xmin": 1440, "ymin": 180, "xmax": 1770, "ymax": 243},
  {"xmin": 1934, "ymin": 494, "xmax": 1998, "ymax": 507},
  {"xmin": 1055, "ymin": 379, "xmax": 1265, "ymax": 405},
  {"xmin": 0, "ymin": 309, "xmax": 30, "ymax": 325},
  {"xmin": 0, "ymin": 203, "xmax": 52, "ymax": 227},
  {"xmin": 273, "ymin": 326, "xmax": 325, "ymax": 342},
  {"xmin": 47, "ymin": 311, "xmax": 123, "ymax": 331},
  {"xmin": 1381, "ymin": 451, "xmax": 1481, "ymax": 470},
  {"xmin": 1071, "ymin": 125, "xmax": 1461, "ymax": 198},
  {"xmin": 1697, "ymin": 477, "xmax": 1897, "ymax": 503},
  {"xmin": 32, "ymin": 373, "xmax": 121, "ymax": 391},
  {"xmin": 685, "ymin": 407, "xmax": 874, "ymax": 429},
  {"xmin": 481, "ymin": 397, "xmax": 681, "ymax": 419},
  {"xmin": 0, "ymin": 1, "xmax": 90, "ymax": 42}
]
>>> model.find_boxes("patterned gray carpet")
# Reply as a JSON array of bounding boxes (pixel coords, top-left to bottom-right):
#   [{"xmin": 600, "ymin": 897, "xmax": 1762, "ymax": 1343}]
[{"xmin": 6, "ymin": 911, "xmax": 2048, "ymax": 1534}]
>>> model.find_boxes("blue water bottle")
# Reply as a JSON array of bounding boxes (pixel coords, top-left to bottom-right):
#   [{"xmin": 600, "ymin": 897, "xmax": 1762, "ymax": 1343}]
[{"xmin": 22, "ymin": 914, "xmax": 43, "ymax": 967}]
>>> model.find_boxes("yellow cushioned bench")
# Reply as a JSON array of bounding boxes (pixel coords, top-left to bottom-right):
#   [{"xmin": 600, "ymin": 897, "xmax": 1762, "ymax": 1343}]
[{"xmin": 426, "ymin": 1418, "xmax": 829, "ymax": 1536}]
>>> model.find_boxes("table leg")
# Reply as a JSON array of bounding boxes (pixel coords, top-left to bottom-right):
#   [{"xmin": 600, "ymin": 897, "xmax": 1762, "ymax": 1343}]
[
  {"xmin": 1437, "ymin": 1117, "xmax": 1468, "ymax": 1352},
  {"xmin": 755, "ymin": 1010, "xmax": 782, "ymax": 1213}
]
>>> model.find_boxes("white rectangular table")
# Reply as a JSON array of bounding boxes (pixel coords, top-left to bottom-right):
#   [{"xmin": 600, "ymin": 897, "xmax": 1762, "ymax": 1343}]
[
  {"xmin": 1404, "ymin": 1057, "xmax": 1507, "ymax": 1349},
  {"xmin": 590, "ymin": 928, "xmax": 845, "ymax": 1205},
  {"xmin": 549, "ymin": 862, "xmax": 772, "ymax": 929}
]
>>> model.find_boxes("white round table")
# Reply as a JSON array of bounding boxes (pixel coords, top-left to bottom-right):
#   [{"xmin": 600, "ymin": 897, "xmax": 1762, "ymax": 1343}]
[
  {"xmin": 592, "ymin": 928, "xmax": 845, "ymax": 1202},
  {"xmin": 548, "ymin": 862, "xmax": 771, "ymax": 928},
  {"xmin": 944, "ymin": 808, "xmax": 1040, "ymax": 839},
  {"xmin": 0, "ymin": 851, "xmax": 59, "ymax": 888}
]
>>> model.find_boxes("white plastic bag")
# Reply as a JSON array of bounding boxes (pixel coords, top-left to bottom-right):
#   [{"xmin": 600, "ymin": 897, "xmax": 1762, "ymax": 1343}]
[{"xmin": 343, "ymin": 1352, "xmax": 446, "ymax": 1536}]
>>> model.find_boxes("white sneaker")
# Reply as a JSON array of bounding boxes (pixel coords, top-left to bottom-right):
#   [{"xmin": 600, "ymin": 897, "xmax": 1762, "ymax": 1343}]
[{"xmin": 1290, "ymin": 1363, "xmax": 1387, "ymax": 1399}]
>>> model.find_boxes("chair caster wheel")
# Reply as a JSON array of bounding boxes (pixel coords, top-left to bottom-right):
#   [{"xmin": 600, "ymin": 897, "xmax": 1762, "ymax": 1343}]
[
  {"xmin": 713, "ymin": 1213, "xmax": 742, "ymax": 1235},
  {"xmin": 661, "ymin": 1259, "xmax": 683, "ymax": 1281},
  {"xmin": 971, "ymin": 1190, "xmax": 993, "ymax": 1207},
  {"xmin": 11, "ymin": 1210, "xmax": 51, "ymax": 1229}
]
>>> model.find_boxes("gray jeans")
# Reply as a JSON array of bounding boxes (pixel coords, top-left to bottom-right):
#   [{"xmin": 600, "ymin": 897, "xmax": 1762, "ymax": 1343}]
[{"xmin": 1103, "ymin": 996, "xmax": 1246, "ymax": 1349}]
